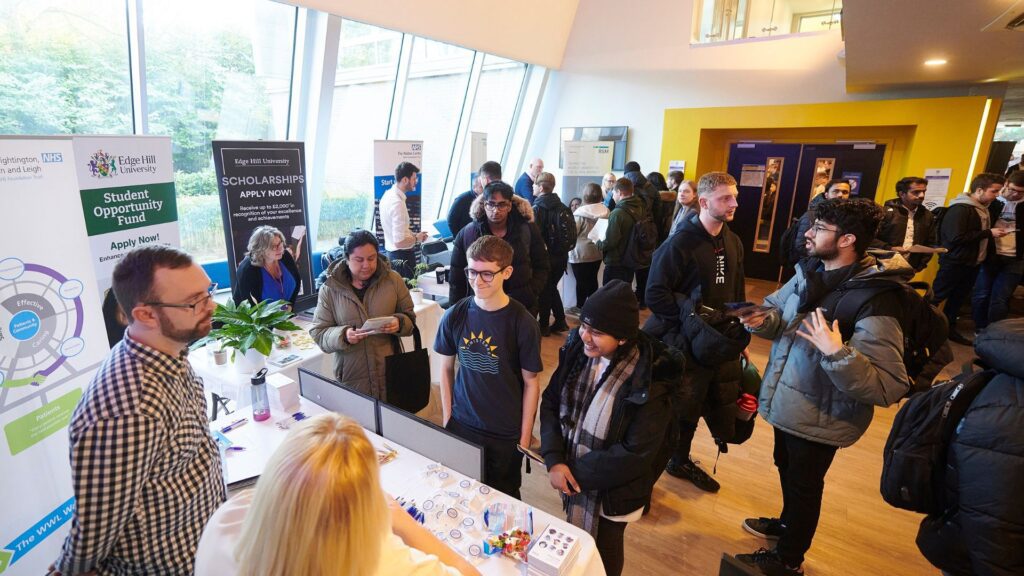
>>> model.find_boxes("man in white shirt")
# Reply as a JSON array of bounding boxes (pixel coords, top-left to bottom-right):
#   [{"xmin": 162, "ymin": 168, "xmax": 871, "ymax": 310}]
[{"xmin": 379, "ymin": 162, "xmax": 428, "ymax": 279}]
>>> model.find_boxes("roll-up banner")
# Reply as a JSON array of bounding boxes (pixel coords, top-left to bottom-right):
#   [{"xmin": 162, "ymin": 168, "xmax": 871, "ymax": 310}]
[
  {"xmin": 211, "ymin": 141, "xmax": 313, "ymax": 299},
  {"xmin": 562, "ymin": 140, "xmax": 613, "ymax": 204},
  {"xmin": 372, "ymin": 140, "xmax": 423, "ymax": 247},
  {"xmin": 469, "ymin": 131, "xmax": 487, "ymax": 187},
  {"xmin": 72, "ymin": 135, "xmax": 179, "ymax": 295},
  {"xmin": 0, "ymin": 137, "xmax": 109, "ymax": 575}
]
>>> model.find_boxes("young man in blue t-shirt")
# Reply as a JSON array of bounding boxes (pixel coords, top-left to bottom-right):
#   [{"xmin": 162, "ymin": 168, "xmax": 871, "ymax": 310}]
[{"xmin": 435, "ymin": 235, "xmax": 542, "ymax": 498}]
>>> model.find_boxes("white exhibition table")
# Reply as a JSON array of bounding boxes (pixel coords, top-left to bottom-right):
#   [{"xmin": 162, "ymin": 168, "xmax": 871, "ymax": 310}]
[
  {"xmin": 210, "ymin": 398, "xmax": 605, "ymax": 576},
  {"xmin": 190, "ymin": 300, "xmax": 445, "ymax": 411}
]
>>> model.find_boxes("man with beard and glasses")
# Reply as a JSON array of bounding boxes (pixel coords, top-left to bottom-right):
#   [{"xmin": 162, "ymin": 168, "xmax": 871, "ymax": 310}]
[
  {"xmin": 735, "ymin": 199, "xmax": 909, "ymax": 576},
  {"xmin": 645, "ymin": 171, "xmax": 746, "ymax": 494},
  {"xmin": 52, "ymin": 246, "xmax": 226, "ymax": 576}
]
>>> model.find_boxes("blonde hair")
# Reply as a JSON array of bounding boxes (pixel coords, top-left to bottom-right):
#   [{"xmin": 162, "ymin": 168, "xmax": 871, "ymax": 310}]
[
  {"xmin": 234, "ymin": 414, "xmax": 389, "ymax": 576},
  {"xmin": 247, "ymin": 226, "xmax": 286, "ymax": 267}
]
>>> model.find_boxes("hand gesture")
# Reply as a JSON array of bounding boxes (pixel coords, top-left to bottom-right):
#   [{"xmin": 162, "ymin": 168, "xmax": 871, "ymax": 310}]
[
  {"xmin": 548, "ymin": 463, "xmax": 581, "ymax": 496},
  {"xmin": 378, "ymin": 317, "xmax": 401, "ymax": 334},
  {"xmin": 739, "ymin": 308, "xmax": 771, "ymax": 330},
  {"xmin": 991, "ymin": 227, "xmax": 1010, "ymax": 238},
  {"xmin": 796, "ymin": 307, "xmax": 843, "ymax": 356},
  {"xmin": 345, "ymin": 328, "xmax": 372, "ymax": 345}
]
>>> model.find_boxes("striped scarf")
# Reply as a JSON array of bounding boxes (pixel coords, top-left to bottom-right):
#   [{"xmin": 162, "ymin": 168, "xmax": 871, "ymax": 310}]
[{"xmin": 559, "ymin": 345, "xmax": 640, "ymax": 537}]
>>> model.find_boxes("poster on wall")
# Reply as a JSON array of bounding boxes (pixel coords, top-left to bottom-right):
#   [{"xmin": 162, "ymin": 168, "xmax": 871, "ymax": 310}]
[
  {"xmin": 808, "ymin": 158, "xmax": 836, "ymax": 206},
  {"xmin": 841, "ymin": 171, "xmax": 863, "ymax": 197},
  {"xmin": 72, "ymin": 136, "xmax": 179, "ymax": 295},
  {"xmin": 372, "ymin": 140, "xmax": 423, "ymax": 247},
  {"xmin": 0, "ymin": 137, "xmax": 109, "ymax": 575},
  {"xmin": 469, "ymin": 132, "xmax": 487, "ymax": 188},
  {"xmin": 212, "ymin": 141, "xmax": 313, "ymax": 299},
  {"xmin": 562, "ymin": 141, "xmax": 612, "ymax": 204},
  {"xmin": 923, "ymin": 168, "xmax": 953, "ymax": 209}
]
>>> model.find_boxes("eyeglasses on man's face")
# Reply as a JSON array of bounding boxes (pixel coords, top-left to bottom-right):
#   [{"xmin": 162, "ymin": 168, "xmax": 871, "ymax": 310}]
[
  {"xmin": 464, "ymin": 267, "xmax": 508, "ymax": 284},
  {"xmin": 484, "ymin": 201, "xmax": 512, "ymax": 211},
  {"xmin": 809, "ymin": 223, "xmax": 841, "ymax": 236},
  {"xmin": 144, "ymin": 283, "xmax": 217, "ymax": 315}
]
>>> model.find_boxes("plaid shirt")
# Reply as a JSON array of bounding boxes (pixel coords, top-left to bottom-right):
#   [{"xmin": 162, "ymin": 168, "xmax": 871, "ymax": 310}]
[{"xmin": 57, "ymin": 331, "xmax": 225, "ymax": 575}]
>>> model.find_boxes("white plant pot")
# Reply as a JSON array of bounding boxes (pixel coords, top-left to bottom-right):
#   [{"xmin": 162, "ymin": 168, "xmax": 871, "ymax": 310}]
[
  {"xmin": 410, "ymin": 289, "xmax": 424, "ymax": 305},
  {"xmin": 233, "ymin": 347, "xmax": 267, "ymax": 375}
]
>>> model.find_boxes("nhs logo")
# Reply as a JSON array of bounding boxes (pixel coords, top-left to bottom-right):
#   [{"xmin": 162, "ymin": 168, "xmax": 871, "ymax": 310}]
[{"xmin": 41, "ymin": 152, "xmax": 64, "ymax": 163}]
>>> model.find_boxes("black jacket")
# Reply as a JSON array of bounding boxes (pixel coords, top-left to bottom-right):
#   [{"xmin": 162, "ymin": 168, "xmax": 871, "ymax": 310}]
[
  {"xmin": 625, "ymin": 171, "xmax": 662, "ymax": 236},
  {"xmin": 539, "ymin": 330, "xmax": 684, "ymax": 516},
  {"xmin": 939, "ymin": 198, "xmax": 995, "ymax": 266},
  {"xmin": 916, "ymin": 319, "xmax": 1024, "ymax": 576},
  {"xmin": 232, "ymin": 250, "xmax": 302, "ymax": 306},
  {"xmin": 876, "ymin": 198, "xmax": 937, "ymax": 271},
  {"xmin": 449, "ymin": 194, "xmax": 549, "ymax": 312},
  {"xmin": 533, "ymin": 192, "xmax": 571, "ymax": 266},
  {"xmin": 986, "ymin": 196, "xmax": 1024, "ymax": 261},
  {"xmin": 446, "ymin": 190, "xmax": 476, "ymax": 238}
]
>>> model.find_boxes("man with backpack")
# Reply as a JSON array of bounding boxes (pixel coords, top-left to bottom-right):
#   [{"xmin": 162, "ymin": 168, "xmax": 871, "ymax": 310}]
[
  {"xmin": 932, "ymin": 172, "xmax": 1009, "ymax": 345},
  {"xmin": 644, "ymin": 170, "xmax": 746, "ymax": 493},
  {"xmin": 597, "ymin": 178, "xmax": 645, "ymax": 287},
  {"xmin": 623, "ymin": 163, "xmax": 661, "ymax": 308},
  {"xmin": 914, "ymin": 318, "xmax": 1024, "ymax": 576},
  {"xmin": 735, "ymin": 199, "xmax": 911, "ymax": 576},
  {"xmin": 532, "ymin": 171, "xmax": 576, "ymax": 336}
]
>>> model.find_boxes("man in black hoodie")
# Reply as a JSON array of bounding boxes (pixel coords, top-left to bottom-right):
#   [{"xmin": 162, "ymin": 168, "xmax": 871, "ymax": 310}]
[
  {"xmin": 644, "ymin": 171, "xmax": 745, "ymax": 493},
  {"xmin": 532, "ymin": 171, "xmax": 573, "ymax": 336},
  {"xmin": 623, "ymin": 162, "xmax": 660, "ymax": 308},
  {"xmin": 932, "ymin": 172, "xmax": 1009, "ymax": 344}
]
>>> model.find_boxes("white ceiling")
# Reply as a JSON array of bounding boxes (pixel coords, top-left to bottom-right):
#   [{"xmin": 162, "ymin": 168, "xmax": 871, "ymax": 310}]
[{"xmin": 843, "ymin": 0, "xmax": 1024, "ymax": 119}]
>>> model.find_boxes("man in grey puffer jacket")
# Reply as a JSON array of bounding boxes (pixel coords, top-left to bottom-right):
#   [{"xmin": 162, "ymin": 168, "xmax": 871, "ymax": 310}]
[{"xmin": 734, "ymin": 199, "xmax": 910, "ymax": 576}]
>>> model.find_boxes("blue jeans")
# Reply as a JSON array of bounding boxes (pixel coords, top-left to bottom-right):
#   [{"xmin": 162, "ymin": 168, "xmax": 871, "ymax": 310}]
[{"xmin": 972, "ymin": 256, "xmax": 1024, "ymax": 329}]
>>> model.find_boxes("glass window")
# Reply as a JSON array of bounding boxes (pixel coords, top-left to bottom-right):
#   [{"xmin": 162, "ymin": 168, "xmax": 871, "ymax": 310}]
[
  {"xmin": 693, "ymin": 0, "xmax": 842, "ymax": 43},
  {"xmin": 394, "ymin": 38, "xmax": 474, "ymax": 222},
  {"xmin": 451, "ymin": 55, "xmax": 527, "ymax": 196},
  {"xmin": 144, "ymin": 0, "xmax": 296, "ymax": 263},
  {"xmin": 319, "ymin": 20, "xmax": 402, "ymax": 250},
  {"xmin": 0, "ymin": 0, "xmax": 132, "ymax": 135}
]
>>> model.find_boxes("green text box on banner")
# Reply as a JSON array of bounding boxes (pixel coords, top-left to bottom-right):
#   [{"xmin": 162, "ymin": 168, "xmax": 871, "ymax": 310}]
[{"xmin": 79, "ymin": 182, "xmax": 178, "ymax": 236}]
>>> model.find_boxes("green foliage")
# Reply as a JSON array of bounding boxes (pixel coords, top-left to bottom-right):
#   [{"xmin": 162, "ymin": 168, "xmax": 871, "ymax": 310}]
[
  {"xmin": 199, "ymin": 299, "xmax": 301, "ymax": 358},
  {"xmin": 317, "ymin": 195, "xmax": 372, "ymax": 245},
  {"xmin": 175, "ymin": 168, "xmax": 218, "ymax": 196},
  {"xmin": 176, "ymin": 195, "xmax": 225, "ymax": 262}
]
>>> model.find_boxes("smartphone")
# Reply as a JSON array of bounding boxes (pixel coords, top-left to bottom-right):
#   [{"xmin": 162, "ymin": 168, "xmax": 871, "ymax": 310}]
[
  {"xmin": 517, "ymin": 444, "xmax": 545, "ymax": 465},
  {"xmin": 723, "ymin": 301, "xmax": 756, "ymax": 310}
]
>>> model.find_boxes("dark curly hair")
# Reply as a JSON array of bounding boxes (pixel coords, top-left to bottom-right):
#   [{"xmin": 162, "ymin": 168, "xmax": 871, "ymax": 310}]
[{"xmin": 813, "ymin": 198, "xmax": 884, "ymax": 256}]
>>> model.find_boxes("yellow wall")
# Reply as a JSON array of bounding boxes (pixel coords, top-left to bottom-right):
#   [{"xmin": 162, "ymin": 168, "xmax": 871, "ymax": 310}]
[{"xmin": 660, "ymin": 96, "xmax": 1002, "ymax": 206}]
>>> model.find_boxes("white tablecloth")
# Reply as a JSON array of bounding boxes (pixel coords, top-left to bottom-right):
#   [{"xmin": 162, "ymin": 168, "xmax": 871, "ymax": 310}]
[
  {"xmin": 211, "ymin": 398, "xmax": 605, "ymax": 576},
  {"xmin": 191, "ymin": 300, "xmax": 444, "ymax": 409}
]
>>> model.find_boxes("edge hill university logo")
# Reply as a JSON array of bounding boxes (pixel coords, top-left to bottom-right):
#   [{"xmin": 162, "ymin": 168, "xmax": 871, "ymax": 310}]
[{"xmin": 88, "ymin": 150, "xmax": 117, "ymax": 178}]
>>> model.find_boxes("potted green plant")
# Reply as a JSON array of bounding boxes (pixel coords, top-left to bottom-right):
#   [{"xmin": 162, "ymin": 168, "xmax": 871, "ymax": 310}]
[
  {"xmin": 197, "ymin": 299, "xmax": 301, "ymax": 373},
  {"xmin": 393, "ymin": 260, "xmax": 433, "ymax": 304}
]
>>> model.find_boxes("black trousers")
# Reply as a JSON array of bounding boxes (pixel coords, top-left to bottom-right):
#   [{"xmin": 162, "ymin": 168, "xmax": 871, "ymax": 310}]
[
  {"xmin": 931, "ymin": 261, "xmax": 980, "ymax": 327},
  {"xmin": 445, "ymin": 418, "xmax": 523, "ymax": 499},
  {"xmin": 603, "ymin": 264, "xmax": 634, "ymax": 286},
  {"xmin": 634, "ymin": 267, "xmax": 649, "ymax": 306},
  {"xmin": 571, "ymin": 261, "xmax": 601, "ymax": 308},
  {"xmin": 386, "ymin": 248, "xmax": 417, "ymax": 279},
  {"xmin": 773, "ymin": 427, "xmax": 838, "ymax": 567},
  {"xmin": 595, "ymin": 516, "xmax": 627, "ymax": 576},
  {"xmin": 538, "ymin": 261, "xmax": 567, "ymax": 328},
  {"xmin": 671, "ymin": 419, "xmax": 699, "ymax": 463}
]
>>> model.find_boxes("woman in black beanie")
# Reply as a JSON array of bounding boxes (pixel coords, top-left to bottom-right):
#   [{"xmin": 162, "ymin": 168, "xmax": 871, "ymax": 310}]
[{"xmin": 538, "ymin": 280, "xmax": 684, "ymax": 576}]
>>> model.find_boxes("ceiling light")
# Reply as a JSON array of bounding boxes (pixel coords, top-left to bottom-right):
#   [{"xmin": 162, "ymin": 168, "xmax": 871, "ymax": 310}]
[{"xmin": 924, "ymin": 59, "xmax": 948, "ymax": 66}]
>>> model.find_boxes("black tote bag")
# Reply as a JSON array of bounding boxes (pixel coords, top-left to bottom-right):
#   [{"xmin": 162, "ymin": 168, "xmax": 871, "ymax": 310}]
[{"xmin": 385, "ymin": 325, "xmax": 431, "ymax": 413}]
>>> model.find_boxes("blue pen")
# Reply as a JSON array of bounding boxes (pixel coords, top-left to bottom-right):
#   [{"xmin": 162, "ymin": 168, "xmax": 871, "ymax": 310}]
[
  {"xmin": 220, "ymin": 418, "xmax": 248, "ymax": 433},
  {"xmin": 226, "ymin": 446, "xmax": 247, "ymax": 452}
]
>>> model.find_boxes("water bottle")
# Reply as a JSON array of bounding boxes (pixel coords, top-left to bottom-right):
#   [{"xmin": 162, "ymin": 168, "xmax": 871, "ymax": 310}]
[
  {"xmin": 737, "ymin": 392, "xmax": 758, "ymax": 421},
  {"xmin": 251, "ymin": 368, "xmax": 270, "ymax": 422}
]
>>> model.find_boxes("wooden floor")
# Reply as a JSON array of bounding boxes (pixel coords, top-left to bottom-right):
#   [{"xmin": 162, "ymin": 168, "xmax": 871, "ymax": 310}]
[{"xmin": 509, "ymin": 278, "xmax": 976, "ymax": 576}]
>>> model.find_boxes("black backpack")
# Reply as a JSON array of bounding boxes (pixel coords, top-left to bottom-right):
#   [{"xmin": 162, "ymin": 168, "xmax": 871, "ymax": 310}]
[
  {"xmin": 880, "ymin": 369, "xmax": 994, "ymax": 513},
  {"xmin": 538, "ymin": 201, "xmax": 576, "ymax": 256},
  {"xmin": 622, "ymin": 208, "xmax": 659, "ymax": 269},
  {"xmin": 833, "ymin": 280, "xmax": 953, "ymax": 394}
]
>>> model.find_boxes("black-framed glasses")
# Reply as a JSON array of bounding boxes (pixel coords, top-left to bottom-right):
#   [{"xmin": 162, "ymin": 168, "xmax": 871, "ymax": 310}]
[
  {"xmin": 465, "ymin": 268, "xmax": 507, "ymax": 283},
  {"xmin": 809, "ymin": 223, "xmax": 841, "ymax": 236},
  {"xmin": 484, "ymin": 201, "xmax": 512, "ymax": 211},
  {"xmin": 144, "ymin": 283, "xmax": 217, "ymax": 315}
]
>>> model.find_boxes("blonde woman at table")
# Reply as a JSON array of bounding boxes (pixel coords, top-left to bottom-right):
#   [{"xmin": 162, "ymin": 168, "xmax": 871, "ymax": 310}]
[
  {"xmin": 232, "ymin": 226, "xmax": 303, "ymax": 308},
  {"xmin": 194, "ymin": 413, "xmax": 480, "ymax": 576},
  {"xmin": 538, "ymin": 281, "xmax": 684, "ymax": 576},
  {"xmin": 309, "ymin": 230, "xmax": 415, "ymax": 400}
]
